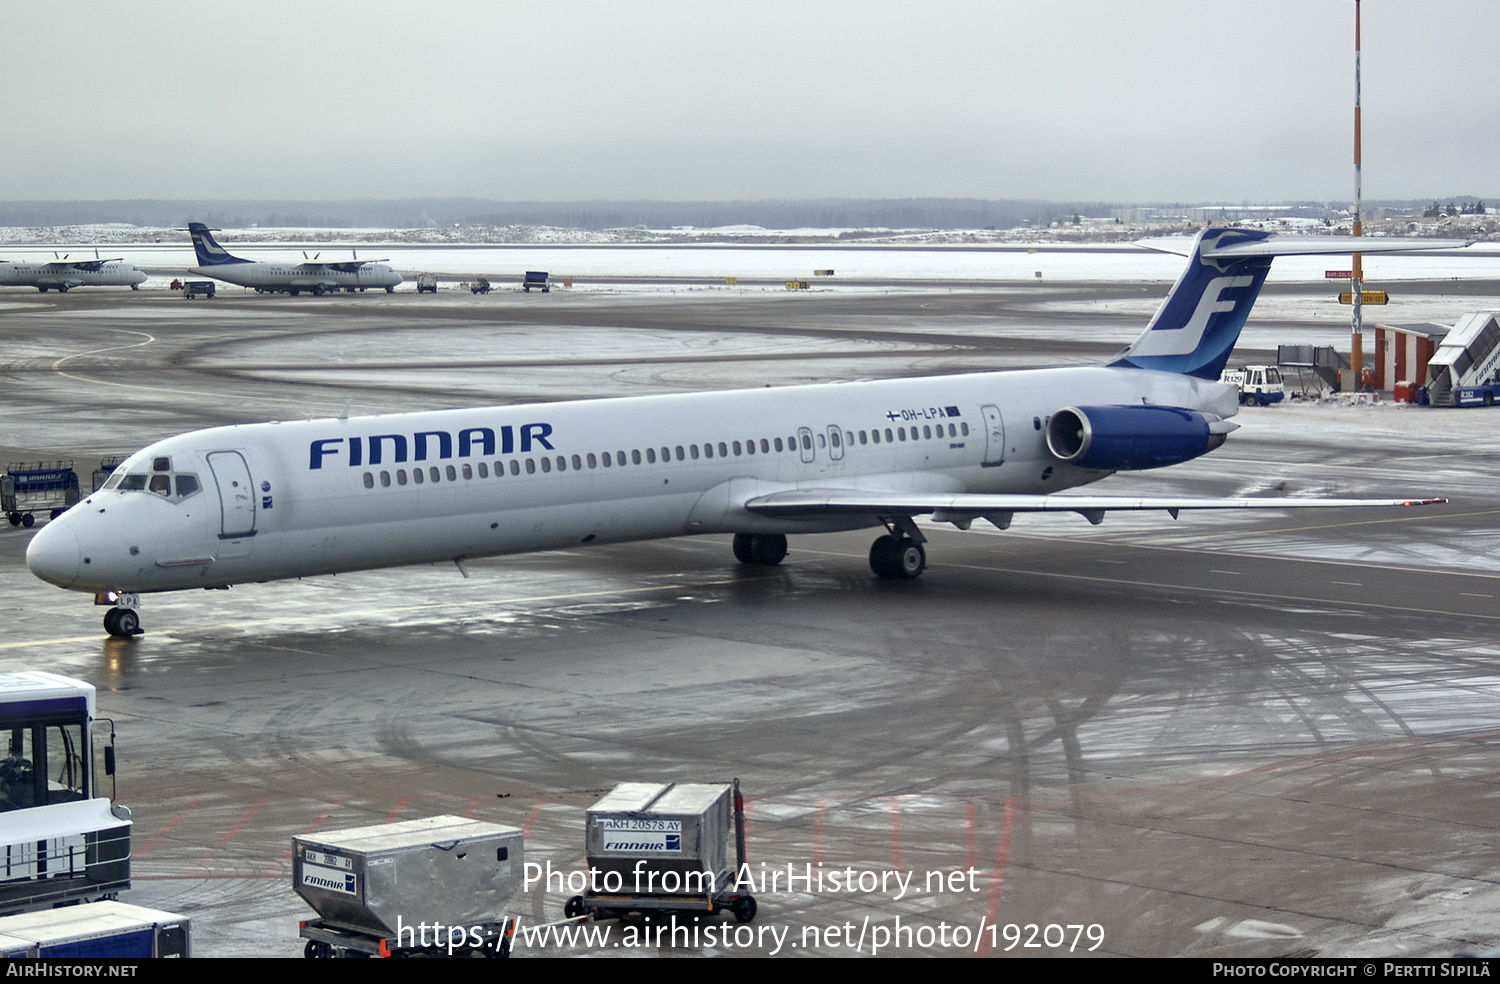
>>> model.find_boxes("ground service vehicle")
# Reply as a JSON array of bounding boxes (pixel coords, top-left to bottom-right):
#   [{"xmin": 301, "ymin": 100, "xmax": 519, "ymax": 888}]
[
  {"xmin": 1220, "ymin": 365, "xmax": 1285, "ymax": 405},
  {"xmin": 0, "ymin": 672, "xmax": 129, "ymax": 916},
  {"xmin": 523, "ymin": 271, "xmax": 549, "ymax": 292},
  {"xmin": 416, "ymin": 274, "xmax": 438, "ymax": 293}
]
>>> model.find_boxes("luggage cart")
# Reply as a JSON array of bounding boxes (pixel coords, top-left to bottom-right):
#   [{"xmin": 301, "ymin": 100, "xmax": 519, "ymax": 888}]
[
  {"xmin": 3, "ymin": 461, "xmax": 80, "ymax": 527},
  {"xmin": 566, "ymin": 778, "xmax": 755, "ymax": 924},
  {"xmin": 293, "ymin": 815, "xmax": 523, "ymax": 959}
]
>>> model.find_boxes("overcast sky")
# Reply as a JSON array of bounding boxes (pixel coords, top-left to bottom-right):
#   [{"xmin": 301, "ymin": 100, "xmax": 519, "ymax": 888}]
[{"xmin": 3, "ymin": 0, "xmax": 1495, "ymax": 204}]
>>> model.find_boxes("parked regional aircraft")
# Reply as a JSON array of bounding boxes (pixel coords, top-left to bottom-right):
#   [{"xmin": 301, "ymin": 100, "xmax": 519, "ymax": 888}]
[
  {"xmin": 186, "ymin": 223, "xmax": 402, "ymax": 295},
  {"xmin": 29, "ymin": 228, "xmax": 1454, "ymax": 637},
  {"xmin": 0, "ymin": 254, "xmax": 146, "ymax": 292}
]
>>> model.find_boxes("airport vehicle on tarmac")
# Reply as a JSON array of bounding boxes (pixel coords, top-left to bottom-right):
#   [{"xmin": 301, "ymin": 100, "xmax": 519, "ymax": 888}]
[
  {"xmin": 0, "ymin": 672, "xmax": 129, "ymax": 915},
  {"xmin": 182, "ymin": 280, "xmax": 216, "ymax": 300},
  {"xmin": 0, "ymin": 256, "xmax": 146, "ymax": 292},
  {"xmin": 415, "ymin": 273, "xmax": 438, "ymax": 293},
  {"xmin": 3, "ymin": 461, "xmax": 80, "ymax": 527},
  {"xmin": 186, "ymin": 223, "xmax": 402, "ymax": 295},
  {"xmin": 26, "ymin": 228, "xmax": 1456, "ymax": 637},
  {"xmin": 1220, "ymin": 365, "xmax": 1284, "ymax": 405},
  {"xmin": 522, "ymin": 270, "xmax": 549, "ymax": 292}
]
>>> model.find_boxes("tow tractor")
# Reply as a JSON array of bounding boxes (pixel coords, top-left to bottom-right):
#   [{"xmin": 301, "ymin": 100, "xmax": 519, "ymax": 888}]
[{"xmin": 1220, "ymin": 365, "xmax": 1285, "ymax": 406}]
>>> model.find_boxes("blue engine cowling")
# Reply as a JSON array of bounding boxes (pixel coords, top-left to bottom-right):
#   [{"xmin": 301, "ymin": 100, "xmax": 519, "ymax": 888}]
[{"xmin": 1045, "ymin": 405, "xmax": 1223, "ymax": 471}]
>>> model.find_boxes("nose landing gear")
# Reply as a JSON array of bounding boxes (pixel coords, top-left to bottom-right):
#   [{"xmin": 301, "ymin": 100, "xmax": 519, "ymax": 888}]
[{"xmin": 102, "ymin": 594, "xmax": 143, "ymax": 638}]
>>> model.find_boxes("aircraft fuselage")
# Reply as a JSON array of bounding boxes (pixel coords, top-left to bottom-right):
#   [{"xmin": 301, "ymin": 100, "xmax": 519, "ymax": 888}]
[{"xmin": 26, "ymin": 366, "xmax": 1233, "ymax": 595}]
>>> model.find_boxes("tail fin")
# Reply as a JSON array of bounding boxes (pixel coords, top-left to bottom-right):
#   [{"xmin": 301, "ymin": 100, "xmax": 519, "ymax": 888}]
[
  {"xmin": 1113, "ymin": 227, "xmax": 1274, "ymax": 379},
  {"xmin": 1115, "ymin": 227, "xmax": 1471, "ymax": 379},
  {"xmin": 186, "ymin": 222, "xmax": 246, "ymax": 267}
]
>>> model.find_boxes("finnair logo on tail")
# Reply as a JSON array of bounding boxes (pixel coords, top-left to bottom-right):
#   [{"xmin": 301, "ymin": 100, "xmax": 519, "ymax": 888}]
[{"xmin": 1129, "ymin": 275, "xmax": 1253, "ymax": 358}]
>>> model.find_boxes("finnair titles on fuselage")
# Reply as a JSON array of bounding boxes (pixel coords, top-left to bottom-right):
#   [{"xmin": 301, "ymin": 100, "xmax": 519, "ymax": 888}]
[
  {"xmin": 27, "ymin": 228, "xmax": 1453, "ymax": 637},
  {"xmin": 186, "ymin": 223, "xmax": 401, "ymax": 295},
  {"xmin": 0, "ymin": 258, "xmax": 146, "ymax": 292}
]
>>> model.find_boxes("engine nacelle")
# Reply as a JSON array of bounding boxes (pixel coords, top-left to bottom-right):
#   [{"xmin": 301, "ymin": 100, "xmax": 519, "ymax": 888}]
[{"xmin": 1045, "ymin": 405, "xmax": 1224, "ymax": 471}]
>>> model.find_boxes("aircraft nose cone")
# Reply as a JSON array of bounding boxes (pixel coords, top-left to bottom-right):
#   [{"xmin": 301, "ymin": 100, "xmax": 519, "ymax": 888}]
[{"xmin": 26, "ymin": 520, "xmax": 81, "ymax": 588}]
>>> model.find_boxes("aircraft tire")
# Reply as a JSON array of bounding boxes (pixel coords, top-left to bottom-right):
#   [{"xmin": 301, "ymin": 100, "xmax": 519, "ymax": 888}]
[
  {"xmin": 894, "ymin": 539, "xmax": 926, "ymax": 578},
  {"xmin": 869, "ymin": 535, "xmax": 899, "ymax": 577},
  {"xmin": 732, "ymin": 533, "xmax": 754, "ymax": 563},
  {"xmin": 870, "ymin": 535, "xmax": 924, "ymax": 580},
  {"xmin": 116, "ymin": 609, "xmax": 140, "ymax": 636},
  {"xmin": 751, "ymin": 533, "xmax": 787, "ymax": 565}
]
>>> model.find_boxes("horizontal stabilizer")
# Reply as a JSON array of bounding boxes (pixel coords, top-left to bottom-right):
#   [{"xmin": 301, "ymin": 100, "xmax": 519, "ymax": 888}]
[{"xmin": 1201, "ymin": 236, "xmax": 1471, "ymax": 259}]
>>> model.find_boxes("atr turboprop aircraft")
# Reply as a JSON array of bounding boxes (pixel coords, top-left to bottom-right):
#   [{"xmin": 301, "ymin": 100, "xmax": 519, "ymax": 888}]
[
  {"xmin": 186, "ymin": 222, "xmax": 402, "ymax": 295},
  {"xmin": 29, "ymin": 227, "xmax": 1453, "ymax": 637},
  {"xmin": 0, "ymin": 254, "xmax": 147, "ymax": 292}
]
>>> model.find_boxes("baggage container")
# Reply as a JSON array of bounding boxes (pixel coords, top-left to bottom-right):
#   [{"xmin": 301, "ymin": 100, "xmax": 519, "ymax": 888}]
[
  {"xmin": 294, "ymin": 815, "xmax": 522, "ymax": 958},
  {"xmin": 0, "ymin": 901, "xmax": 187, "ymax": 958}
]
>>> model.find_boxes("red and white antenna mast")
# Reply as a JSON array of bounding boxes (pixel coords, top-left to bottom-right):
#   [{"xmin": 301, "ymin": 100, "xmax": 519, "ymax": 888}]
[{"xmin": 1350, "ymin": 0, "xmax": 1364, "ymax": 381}]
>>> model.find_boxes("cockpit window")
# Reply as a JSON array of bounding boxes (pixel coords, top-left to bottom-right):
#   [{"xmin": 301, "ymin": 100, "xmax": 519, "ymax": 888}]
[
  {"xmin": 107, "ymin": 467, "xmax": 201, "ymax": 503},
  {"xmin": 152, "ymin": 456, "xmax": 171, "ymax": 472}
]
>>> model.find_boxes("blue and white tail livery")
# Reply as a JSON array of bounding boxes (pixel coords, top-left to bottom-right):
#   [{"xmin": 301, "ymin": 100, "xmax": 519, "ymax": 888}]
[
  {"xmin": 186, "ymin": 223, "xmax": 248, "ymax": 267},
  {"xmin": 30, "ymin": 226, "xmax": 1456, "ymax": 636}
]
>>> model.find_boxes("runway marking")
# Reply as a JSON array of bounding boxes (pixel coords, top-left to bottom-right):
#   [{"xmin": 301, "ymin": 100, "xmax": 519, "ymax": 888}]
[
  {"xmin": 1210, "ymin": 569, "xmax": 1241, "ymax": 576},
  {"xmin": 1461, "ymin": 592, "xmax": 1492, "ymax": 598},
  {"xmin": 383, "ymin": 798, "xmax": 409, "ymax": 824},
  {"xmin": 189, "ymin": 796, "xmax": 270, "ymax": 875},
  {"xmin": 135, "ymin": 795, "xmax": 205, "ymax": 857},
  {"xmin": 276, "ymin": 799, "xmax": 345, "ymax": 866},
  {"xmin": 524, "ymin": 798, "xmax": 547, "ymax": 838},
  {"xmin": 1330, "ymin": 580, "xmax": 1363, "ymax": 586},
  {"xmin": 976, "ymin": 796, "xmax": 1016, "ymax": 960},
  {"xmin": 47, "ymin": 325, "xmax": 343, "ymax": 410}
]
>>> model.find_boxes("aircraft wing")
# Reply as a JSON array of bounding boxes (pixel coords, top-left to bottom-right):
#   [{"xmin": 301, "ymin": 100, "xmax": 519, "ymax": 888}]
[
  {"xmin": 744, "ymin": 489, "xmax": 1445, "ymax": 527},
  {"xmin": 300, "ymin": 259, "xmax": 386, "ymax": 272},
  {"xmin": 42, "ymin": 259, "xmax": 120, "ymax": 271}
]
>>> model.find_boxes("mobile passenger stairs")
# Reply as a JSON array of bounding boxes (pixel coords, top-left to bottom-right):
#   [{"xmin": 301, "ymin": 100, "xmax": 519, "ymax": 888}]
[{"xmin": 1424, "ymin": 312, "xmax": 1500, "ymax": 406}]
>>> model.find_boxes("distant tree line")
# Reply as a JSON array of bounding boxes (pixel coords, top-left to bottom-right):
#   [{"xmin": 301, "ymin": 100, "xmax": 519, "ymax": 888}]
[{"xmin": 1423, "ymin": 200, "xmax": 1487, "ymax": 217}]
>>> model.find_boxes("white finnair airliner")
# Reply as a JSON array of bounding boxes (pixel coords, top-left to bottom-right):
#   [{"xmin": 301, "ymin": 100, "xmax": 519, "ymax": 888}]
[
  {"xmin": 186, "ymin": 223, "xmax": 402, "ymax": 295},
  {"xmin": 28, "ymin": 228, "xmax": 1452, "ymax": 637},
  {"xmin": 0, "ymin": 255, "xmax": 147, "ymax": 292}
]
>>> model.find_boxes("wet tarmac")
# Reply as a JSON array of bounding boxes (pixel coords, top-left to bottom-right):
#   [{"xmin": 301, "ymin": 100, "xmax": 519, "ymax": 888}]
[{"xmin": 2, "ymin": 284, "xmax": 1500, "ymax": 957}]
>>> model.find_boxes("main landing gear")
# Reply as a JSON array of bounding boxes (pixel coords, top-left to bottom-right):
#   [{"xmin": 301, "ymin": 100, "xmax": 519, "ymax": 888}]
[
  {"xmin": 868, "ymin": 516, "xmax": 927, "ymax": 580},
  {"xmin": 732, "ymin": 533, "xmax": 787, "ymax": 566},
  {"xmin": 869, "ymin": 534, "xmax": 925, "ymax": 580},
  {"xmin": 102, "ymin": 593, "xmax": 143, "ymax": 638}
]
